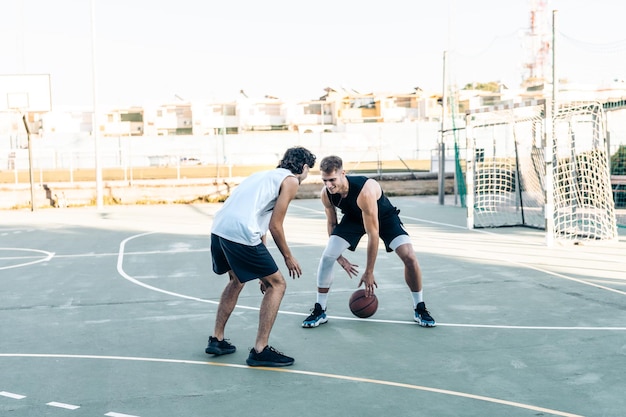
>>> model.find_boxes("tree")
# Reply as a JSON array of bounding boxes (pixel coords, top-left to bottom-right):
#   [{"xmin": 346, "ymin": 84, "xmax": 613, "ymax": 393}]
[
  {"xmin": 610, "ymin": 145, "xmax": 626, "ymax": 175},
  {"xmin": 463, "ymin": 81, "xmax": 500, "ymax": 92}
]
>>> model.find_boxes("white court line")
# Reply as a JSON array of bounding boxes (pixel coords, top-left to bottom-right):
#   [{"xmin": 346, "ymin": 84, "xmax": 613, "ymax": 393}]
[
  {"xmin": 0, "ymin": 391, "xmax": 26, "ymax": 399},
  {"xmin": 301, "ymin": 313, "xmax": 626, "ymax": 330},
  {"xmin": 105, "ymin": 412, "xmax": 140, "ymax": 417},
  {"xmin": 47, "ymin": 401, "xmax": 80, "ymax": 410},
  {"xmin": 399, "ymin": 214, "xmax": 626, "ymax": 297},
  {"xmin": 0, "ymin": 248, "xmax": 55, "ymax": 270},
  {"xmin": 0, "ymin": 353, "xmax": 583, "ymax": 417},
  {"xmin": 116, "ymin": 232, "xmax": 626, "ymax": 331},
  {"xmin": 116, "ymin": 232, "xmax": 220, "ymax": 306}
]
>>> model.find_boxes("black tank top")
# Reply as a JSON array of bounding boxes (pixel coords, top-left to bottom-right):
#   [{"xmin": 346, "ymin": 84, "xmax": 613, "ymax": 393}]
[{"xmin": 326, "ymin": 176, "xmax": 399, "ymax": 223}]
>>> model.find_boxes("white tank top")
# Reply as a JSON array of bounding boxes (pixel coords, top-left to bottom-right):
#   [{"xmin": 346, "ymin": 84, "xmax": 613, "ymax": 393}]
[{"xmin": 211, "ymin": 168, "xmax": 294, "ymax": 246}]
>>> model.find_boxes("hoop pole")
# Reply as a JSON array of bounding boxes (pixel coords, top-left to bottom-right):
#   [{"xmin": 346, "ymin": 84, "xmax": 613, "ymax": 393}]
[
  {"xmin": 438, "ymin": 50, "xmax": 448, "ymax": 205},
  {"xmin": 465, "ymin": 111, "xmax": 475, "ymax": 230},
  {"xmin": 22, "ymin": 114, "xmax": 35, "ymax": 211},
  {"xmin": 544, "ymin": 9, "xmax": 558, "ymax": 246},
  {"xmin": 91, "ymin": 0, "xmax": 104, "ymax": 210}
]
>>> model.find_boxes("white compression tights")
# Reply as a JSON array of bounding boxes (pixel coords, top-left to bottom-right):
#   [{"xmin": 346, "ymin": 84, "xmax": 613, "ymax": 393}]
[
  {"xmin": 316, "ymin": 235, "xmax": 350, "ymax": 289},
  {"xmin": 316, "ymin": 234, "xmax": 412, "ymax": 289}
]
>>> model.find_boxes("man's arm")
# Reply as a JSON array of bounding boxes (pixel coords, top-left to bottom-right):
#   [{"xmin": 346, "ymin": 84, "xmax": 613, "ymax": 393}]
[
  {"xmin": 320, "ymin": 188, "xmax": 338, "ymax": 236},
  {"xmin": 321, "ymin": 188, "xmax": 359, "ymax": 278},
  {"xmin": 269, "ymin": 175, "xmax": 302, "ymax": 278},
  {"xmin": 357, "ymin": 179, "xmax": 381, "ymax": 295}
]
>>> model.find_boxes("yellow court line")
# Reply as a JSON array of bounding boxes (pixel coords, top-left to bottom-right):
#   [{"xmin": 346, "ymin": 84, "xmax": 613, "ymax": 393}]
[{"xmin": 0, "ymin": 353, "xmax": 584, "ymax": 417}]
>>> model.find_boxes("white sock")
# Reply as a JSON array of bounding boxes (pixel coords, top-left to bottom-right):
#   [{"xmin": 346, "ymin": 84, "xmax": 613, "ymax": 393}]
[
  {"xmin": 317, "ymin": 292, "xmax": 329, "ymax": 310},
  {"xmin": 411, "ymin": 291, "xmax": 423, "ymax": 308}
]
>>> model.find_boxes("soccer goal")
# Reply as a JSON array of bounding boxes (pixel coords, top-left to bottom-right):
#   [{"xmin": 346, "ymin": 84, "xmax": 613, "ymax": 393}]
[{"xmin": 465, "ymin": 99, "xmax": 617, "ymax": 244}]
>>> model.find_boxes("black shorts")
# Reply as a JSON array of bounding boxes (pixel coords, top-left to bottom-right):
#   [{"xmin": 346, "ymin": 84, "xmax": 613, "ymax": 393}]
[
  {"xmin": 210, "ymin": 234, "xmax": 279, "ymax": 283},
  {"xmin": 332, "ymin": 215, "xmax": 408, "ymax": 252}
]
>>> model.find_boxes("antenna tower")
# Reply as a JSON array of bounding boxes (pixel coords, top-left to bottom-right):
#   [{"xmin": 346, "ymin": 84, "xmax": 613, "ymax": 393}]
[{"xmin": 523, "ymin": 0, "xmax": 551, "ymax": 87}]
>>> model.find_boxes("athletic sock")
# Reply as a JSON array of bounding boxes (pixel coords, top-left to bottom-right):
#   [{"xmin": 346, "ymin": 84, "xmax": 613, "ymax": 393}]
[
  {"xmin": 411, "ymin": 291, "xmax": 423, "ymax": 309},
  {"xmin": 317, "ymin": 292, "xmax": 329, "ymax": 310}
]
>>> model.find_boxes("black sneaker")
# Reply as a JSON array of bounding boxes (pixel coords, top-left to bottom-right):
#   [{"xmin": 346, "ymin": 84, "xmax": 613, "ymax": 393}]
[
  {"xmin": 246, "ymin": 346, "xmax": 294, "ymax": 367},
  {"xmin": 302, "ymin": 303, "xmax": 328, "ymax": 328},
  {"xmin": 414, "ymin": 302, "xmax": 436, "ymax": 327},
  {"xmin": 205, "ymin": 336, "xmax": 236, "ymax": 355}
]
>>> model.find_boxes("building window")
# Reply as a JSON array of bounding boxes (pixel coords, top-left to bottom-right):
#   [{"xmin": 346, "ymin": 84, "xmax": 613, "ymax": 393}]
[
  {"xmin": 304, "ymin": 104, "xmax": 322, "ymax": 115},
  {"xmin": 121, "ymin": 112, "xmax": 143, "ymax": 122},
  {"xmin": 394, "ymin": 97, "xmax": 412, "ymax": 108},
  {"xmin": 223, "ymin": 105, "xmax": 236, "ymax": 116}
]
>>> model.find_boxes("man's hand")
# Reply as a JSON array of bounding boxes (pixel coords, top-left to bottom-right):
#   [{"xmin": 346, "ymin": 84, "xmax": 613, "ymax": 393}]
[
  {"xmin": 284, "ymin": 255, "xmax": 302, "ymax": 279},
  {"xmin": 337, "ymin": 255, "xmax": 359, "ymax": 278},
  {"xmin": 358, "ymin": 271, "xmax": 378, "ymax": 297}
]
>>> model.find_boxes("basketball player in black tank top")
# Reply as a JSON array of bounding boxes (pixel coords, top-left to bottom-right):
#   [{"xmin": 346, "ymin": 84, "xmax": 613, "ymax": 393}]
[{"xmin": 302, "ymin": 155, "xmax": 436, "ymax": 328}]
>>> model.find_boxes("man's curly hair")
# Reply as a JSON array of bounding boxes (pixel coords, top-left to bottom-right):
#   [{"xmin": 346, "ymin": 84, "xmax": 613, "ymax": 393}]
[{"xmin": 277, "ymin": 147, "xmax": 316, "ymax": 174}]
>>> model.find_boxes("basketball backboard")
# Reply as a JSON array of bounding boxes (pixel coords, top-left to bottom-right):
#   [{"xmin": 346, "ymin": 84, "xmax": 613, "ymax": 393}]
[{"xmin": 0, "ymin": 74, "xmax": 51, "ymax": 112}]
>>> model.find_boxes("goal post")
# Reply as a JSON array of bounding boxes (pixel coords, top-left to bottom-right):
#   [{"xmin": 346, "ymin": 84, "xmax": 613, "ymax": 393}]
[
  {"xmin": 465, "ymin": 100, "xmax": 547, "ymax": 230},
  {"xmin": 552, "ymin": 101, "xmax": 617, "ymax": 241},
  {"xmin": 465, "ymin": 99, "xmax": 617, "ymax": 244}
]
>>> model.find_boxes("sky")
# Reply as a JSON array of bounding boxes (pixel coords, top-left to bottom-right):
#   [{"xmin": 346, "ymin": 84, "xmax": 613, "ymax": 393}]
[{"xmin": 0, "ymin": 0, "xmax": 624, "ymax": 109}]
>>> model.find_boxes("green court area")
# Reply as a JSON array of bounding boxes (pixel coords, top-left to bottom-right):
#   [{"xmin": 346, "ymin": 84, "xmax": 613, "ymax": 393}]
[{"xmin": 1, "ymin": 197, "xmax": 625, "ymax": 417}]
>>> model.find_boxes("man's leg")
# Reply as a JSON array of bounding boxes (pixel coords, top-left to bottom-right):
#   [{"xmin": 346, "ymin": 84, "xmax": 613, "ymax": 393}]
[
  {"xmin": 254, "ymin": 271, "xmax": 286, "ymax": 353},
  {"xmin": 246, "ymin": 270, "xmax": 295, "ymax": 367},
  {"xmin": 213, "ymin": 270, "xmax": 245, "ymax": 340},
  {"xmin": 316, "ymin": 235, "xmax": 351, "ymax": 303},
  {"xmin": 394, "ymin": 241, "xmax": 436, "ymax": 327},
  {"xmin": 394, "ymin": 242, "xmax": 422, "ymax": 292},
  {"xmin": 302, "ymin": 236, "xmax": 351, "ymax": 328}
]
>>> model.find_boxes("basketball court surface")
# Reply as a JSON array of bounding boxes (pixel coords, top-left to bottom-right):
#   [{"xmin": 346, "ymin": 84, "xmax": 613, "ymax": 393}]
[{"xmin": 1, "ymin": 196, "xmax": 625, "ymax": 417}]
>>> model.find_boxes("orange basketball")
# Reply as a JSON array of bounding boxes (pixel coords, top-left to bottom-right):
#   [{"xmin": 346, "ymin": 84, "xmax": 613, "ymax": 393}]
[{"xmin": 348, "ymin": 289, "xmax": 378, "ymax": 318}]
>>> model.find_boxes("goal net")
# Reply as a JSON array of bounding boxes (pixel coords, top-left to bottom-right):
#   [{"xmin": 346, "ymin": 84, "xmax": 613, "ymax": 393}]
[{"xmin": 465, "ymin": 99, "xmax": 617, "ymax": 243}]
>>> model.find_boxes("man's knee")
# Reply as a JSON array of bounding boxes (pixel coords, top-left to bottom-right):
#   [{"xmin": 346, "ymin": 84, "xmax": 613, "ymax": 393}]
[
  {"xmin": 395, "ymin": 244, "xmax": 419, "ymax": 265},
  {"xmin": 261, "ymin": 272, "xmax": 286, "ymax": 291},
  {"xmin": 320, "ymin": 252, "xmax": 336, "ymax": 267}
]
